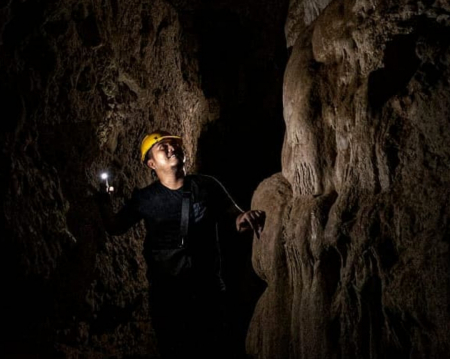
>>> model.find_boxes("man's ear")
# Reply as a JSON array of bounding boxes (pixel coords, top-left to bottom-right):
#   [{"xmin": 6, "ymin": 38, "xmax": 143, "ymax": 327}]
[{"xmin": 146, "ymin": 158, "xmax": 156, "ymax": 170}]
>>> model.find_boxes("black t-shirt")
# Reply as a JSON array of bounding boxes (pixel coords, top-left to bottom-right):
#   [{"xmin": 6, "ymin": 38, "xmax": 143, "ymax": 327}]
[{"xmin": 117, "ymin": 174, "xmax": 239, "ymax": 291}]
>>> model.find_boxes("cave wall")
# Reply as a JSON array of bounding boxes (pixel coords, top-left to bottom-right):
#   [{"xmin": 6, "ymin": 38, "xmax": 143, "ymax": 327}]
[
  {"xmin": 248, "ymin": 0, "xmax": 450, "ymax": 358},
  {"xmin": 1, "ymin": 0, "xmax": 208, "ymax": 357},
  {"xmin": 0, "ymin": 0, "xmax": 287, "ymax": 357},
  {"xmin": 3, "ymin": 0, "xmax": 449, "ymax": 358}
]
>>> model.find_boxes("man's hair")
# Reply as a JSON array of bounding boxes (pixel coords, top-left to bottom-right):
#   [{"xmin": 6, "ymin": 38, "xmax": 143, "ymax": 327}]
[
  {"xmin": 143, "ymin": 148, "xmax": 158, "ymax": 179},
  {"xmin": 144, "ymin": 148, "xmax": 153, "ymax": 163}
]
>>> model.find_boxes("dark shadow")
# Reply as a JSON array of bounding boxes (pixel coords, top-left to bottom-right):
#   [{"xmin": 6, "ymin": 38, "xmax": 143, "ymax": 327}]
[
  {"xmin": 194, "ymin": 7, "xmax": 288, "ymax": 208},
  {"xmin": 368, "ymin": 35, "xmax": 420, "ymax": 109},
  {"xmin": 188, "ymin": 4, "xmax": 289, "ymax": 357}
]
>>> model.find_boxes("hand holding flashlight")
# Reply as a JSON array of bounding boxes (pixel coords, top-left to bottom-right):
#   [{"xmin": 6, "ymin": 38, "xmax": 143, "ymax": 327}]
[{"xmin": 101, "ymin": 172, "xmax": 114, "ymax": 193}]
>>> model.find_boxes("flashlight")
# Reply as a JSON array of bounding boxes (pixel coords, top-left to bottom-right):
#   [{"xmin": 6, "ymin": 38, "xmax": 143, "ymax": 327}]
[{"xmin": 100, "ymin": 172, "xmax": 114, "ymax": 193}]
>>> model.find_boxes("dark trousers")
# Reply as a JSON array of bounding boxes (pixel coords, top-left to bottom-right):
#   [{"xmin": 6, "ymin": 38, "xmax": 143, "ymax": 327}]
[{"xmin": 149, "ymin": 279, "xmax": 228, "ymax": 359}]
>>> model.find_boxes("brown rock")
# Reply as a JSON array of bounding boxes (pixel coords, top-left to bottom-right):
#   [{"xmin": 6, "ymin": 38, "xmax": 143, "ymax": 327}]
[{"xmin": 248, "ymin": 0, "xmax": 450, "ymax": 358}]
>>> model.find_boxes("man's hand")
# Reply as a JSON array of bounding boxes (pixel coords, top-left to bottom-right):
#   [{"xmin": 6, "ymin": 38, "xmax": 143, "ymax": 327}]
[
  {"xmin": 100, "ymin": 183, "xmax": 114, "ymax": 194},
  {"xmin": 236, "ymin": 210, "xmax": 266, "ymax": 238}
]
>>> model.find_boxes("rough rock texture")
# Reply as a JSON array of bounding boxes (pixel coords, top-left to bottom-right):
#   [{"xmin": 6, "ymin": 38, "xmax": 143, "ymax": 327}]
[
  {"xmin": 0, "ymin": 0, "xmax": 287, "ymax": 358},
  {"xmin": 248, "ymin": 0, "xmax": 450, "ymax": 358},
  {"xmin": 4, "ymin": 0, "xmax": 449, "ymax": 358},
  {"xmin": 285, "ymin": 0, "xmax": 332, "ymax": 47},
  {"xmin": 1, "ymin": 0, "xmax": 207, "ymax": 357}
]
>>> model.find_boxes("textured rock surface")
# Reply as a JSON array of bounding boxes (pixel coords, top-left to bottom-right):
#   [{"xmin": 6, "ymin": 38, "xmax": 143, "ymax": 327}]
[
  {"xmin": 3, "ymin": 0, "xmax": 449, "ymax": 358},
  {"xmin": 248, "ymin": 0, "xmax": 450, "ymax": 358},
  {"xmin": 1, "ymin": 0, "xmax": 205, "ymax": 357},
  {"xmin": 285, "ymin": 0, "xmax": 332, "ymax": 47},
  {"xmin": 0, "ymin": 0, "xmax": 287, "ymax": 357}
]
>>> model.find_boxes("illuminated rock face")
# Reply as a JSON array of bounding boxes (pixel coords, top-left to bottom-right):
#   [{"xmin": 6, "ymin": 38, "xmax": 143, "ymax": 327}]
[{"xmin": 248, "ymin": 0, "xmax": 450, "ymax": 358}]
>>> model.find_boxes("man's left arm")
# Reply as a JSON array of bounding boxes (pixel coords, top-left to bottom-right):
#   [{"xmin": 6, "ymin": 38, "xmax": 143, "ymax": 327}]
[{"xmin": 207, "ymin": 175, "xmax": 266, "ymax": 238}]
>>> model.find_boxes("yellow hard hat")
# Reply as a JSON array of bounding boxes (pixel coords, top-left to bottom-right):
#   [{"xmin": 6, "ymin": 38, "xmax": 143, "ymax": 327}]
[{"xmin": 140, "ymin": 131, "xmax": 182, "ymax": 162}]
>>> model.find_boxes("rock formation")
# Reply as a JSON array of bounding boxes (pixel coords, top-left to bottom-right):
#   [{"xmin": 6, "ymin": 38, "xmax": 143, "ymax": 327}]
[
  {"xmin": 248, "ymin": 0, "xmax": 450, "ymax": 358},
  {"xmin": 1, "ymin": 0, "xmax": 449, "ymax": 358}
]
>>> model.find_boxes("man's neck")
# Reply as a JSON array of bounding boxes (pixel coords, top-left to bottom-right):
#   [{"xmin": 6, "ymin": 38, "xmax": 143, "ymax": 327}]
[{"xmin": 157, "ymin": 168, "xmax": 185, "ymax": 190}]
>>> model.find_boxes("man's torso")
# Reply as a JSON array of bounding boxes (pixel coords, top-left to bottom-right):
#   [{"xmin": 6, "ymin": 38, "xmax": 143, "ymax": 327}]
[{"xmin": 128, "ymin": 174, "xmax": 233, "ymax": 291}]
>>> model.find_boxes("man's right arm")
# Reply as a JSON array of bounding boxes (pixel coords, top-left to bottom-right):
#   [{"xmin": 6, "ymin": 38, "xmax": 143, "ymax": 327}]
[{"xmin": 96, "ymin": 191, "xmax": 142, "ymax": 235}]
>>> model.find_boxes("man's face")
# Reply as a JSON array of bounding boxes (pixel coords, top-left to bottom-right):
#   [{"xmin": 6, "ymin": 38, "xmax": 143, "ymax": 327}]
[{"xmin": 146, "ymin": 138, "xmax": 184, "ymax": 171}]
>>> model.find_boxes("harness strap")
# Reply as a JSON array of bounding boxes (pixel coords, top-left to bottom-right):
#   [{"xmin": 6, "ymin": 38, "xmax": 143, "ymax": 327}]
[{"xmin": 179, "ymin": 176, "xmax": 191, "ymax": 248}]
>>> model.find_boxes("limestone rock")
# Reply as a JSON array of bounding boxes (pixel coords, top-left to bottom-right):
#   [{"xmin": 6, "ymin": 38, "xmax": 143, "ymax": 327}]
[{"xmin": 248, "ymin": 0, "xmax": 450, "ymax": 358}]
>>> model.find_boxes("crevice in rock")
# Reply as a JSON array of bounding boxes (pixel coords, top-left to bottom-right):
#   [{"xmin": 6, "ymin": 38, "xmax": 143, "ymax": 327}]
[
  {"xmin": 359, "ymin": 251, "xmax": 383, "ymax": 359},
  {"xmin": 368, "ymin": 35, "xmax": 420, "ymax": 109},
  {"xmin": 76, "ymin": 14, "xmax": 102, "ymax": 48},
  {"xmin": 139, "ymin": 1, "xmax": 153, "ymax": 57}
]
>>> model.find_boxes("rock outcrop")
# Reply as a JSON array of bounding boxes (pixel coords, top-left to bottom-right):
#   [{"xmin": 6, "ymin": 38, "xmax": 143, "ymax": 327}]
[{"xmin": 248, "ymin": 0, "xmax": 450, "ymax": 358}]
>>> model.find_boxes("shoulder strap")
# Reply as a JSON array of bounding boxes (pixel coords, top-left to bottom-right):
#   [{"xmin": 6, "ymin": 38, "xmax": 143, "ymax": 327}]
[{"xmin": 179, "ymin": 176, "xmax": 191, "ymax": 248}]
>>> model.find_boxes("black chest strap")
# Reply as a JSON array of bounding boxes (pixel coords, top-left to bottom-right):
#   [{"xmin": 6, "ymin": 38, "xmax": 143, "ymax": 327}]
[{"xmin": 179, "ymin": 177, "xmax": 191, "ymax": 248}]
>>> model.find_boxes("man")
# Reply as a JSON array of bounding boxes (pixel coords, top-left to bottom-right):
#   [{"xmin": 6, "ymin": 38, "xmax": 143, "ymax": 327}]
[{"xmin": 98, "ymin": 130, "xmax": 265, "ymax": 359}]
